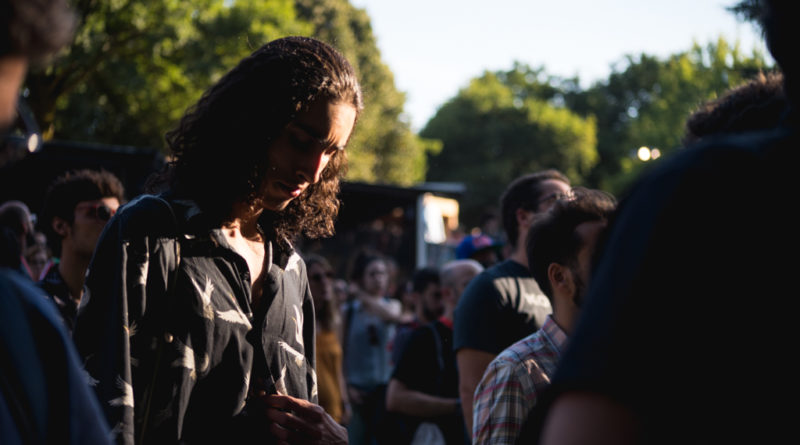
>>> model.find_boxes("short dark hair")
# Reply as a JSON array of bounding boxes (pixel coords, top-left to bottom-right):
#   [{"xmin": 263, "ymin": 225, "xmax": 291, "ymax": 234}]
[
  {"xmin": 305, "ymin": 253, "xmax": 333, "ymax": 275},
  {"xmin": 684, "ymin": 72, "xmax": 788, "ymax": 144},
  {"xmin": 348, "ymin": 250, "xmax": 385, "ymax": 284},
  {"xmin": 40, "ymin": 169, "xmax": 125, "ymax": 255},
  {"xmin": 500, "ymin": 169, "xmax": 570, "ymax": 248},
  {"xmin": 526, "ymin": 188, "xmax": 616, "ymax": 300},
  {"xmin": 164, "ymin": 36, "xmax": 363, "ymax": 244},
  {"xmin": 0, "ymin": 0, "xmax": 75, "ymax": 62},
  {"xmin": 411, "ymin": 267, "xmax": 440, "ymax": 293}
]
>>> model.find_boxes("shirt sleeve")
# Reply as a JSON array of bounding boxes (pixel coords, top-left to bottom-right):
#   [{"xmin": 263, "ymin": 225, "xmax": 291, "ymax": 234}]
[
  {"xmin": 74, "ymin": 197, "xmax": 181, "ymax": 445},
  {"xmin": 472, "ymin": 355, "xmax": 538, "ymax": 445},
  {"xmin": 453, "ymin": 273, "xmax": 503, "ymax": 354},
  {"xmin": 391, "ymin": 326, "xmax": 436, "ymax": 392}
]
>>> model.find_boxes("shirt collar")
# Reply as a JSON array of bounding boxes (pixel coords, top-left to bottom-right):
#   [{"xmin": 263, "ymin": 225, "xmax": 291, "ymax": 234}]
[{"xmin": 540, "ymin": 314, "xmax": 569, "ymax": 356}]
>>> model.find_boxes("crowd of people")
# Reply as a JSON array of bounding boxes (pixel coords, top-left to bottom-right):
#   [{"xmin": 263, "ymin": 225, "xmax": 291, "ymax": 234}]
[{"xmin": 2, "ymin": 0, "xmax": 797, "ymax": 444}]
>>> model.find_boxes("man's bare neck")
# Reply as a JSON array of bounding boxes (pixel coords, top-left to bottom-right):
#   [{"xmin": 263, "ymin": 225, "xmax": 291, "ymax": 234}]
[{"xmin": 57, "ymin": 251, "xmax": 90, "ymax": 301}]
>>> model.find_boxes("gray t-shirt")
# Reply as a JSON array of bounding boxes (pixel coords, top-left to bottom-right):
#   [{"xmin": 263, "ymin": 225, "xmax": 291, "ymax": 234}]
[{"xmin": 453, "ymin": 259, "xmax": 551, "ymax": 355}]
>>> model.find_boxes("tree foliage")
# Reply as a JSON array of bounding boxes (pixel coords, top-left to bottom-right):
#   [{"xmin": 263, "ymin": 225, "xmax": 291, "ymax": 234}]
[
  {"xmin": 565, "ymin": 38, "xmax": 770, "ymax": 192},
  {"xmin": 422, "ymin": 64, "xmax": 597, "ymax": 224},
  {"xmin": 25, "ymin": 0, "xmax": 310, "ymax": 147},
  {"xmin": 421, "ymin": 37, "xmax": 772, "ymax": 225},
  {"xmin": 24, "ymin": 0, "xmax": 430, "ymax": 185},
  {"xmin": 294, "ymin": 0, "xmax": 436, "ymax": 185}
]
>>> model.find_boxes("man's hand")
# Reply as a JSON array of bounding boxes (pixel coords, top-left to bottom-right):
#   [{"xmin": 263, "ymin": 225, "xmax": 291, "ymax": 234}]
[{"xmin": 263, "ymin": 394, "xmax": 348, "ymax": 445}]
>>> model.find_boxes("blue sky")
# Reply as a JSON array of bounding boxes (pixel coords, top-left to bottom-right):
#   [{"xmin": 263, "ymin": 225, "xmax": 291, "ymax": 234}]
[{"xmin": 349, "ymin": 0, "xmax": 769, "ymax": 131}]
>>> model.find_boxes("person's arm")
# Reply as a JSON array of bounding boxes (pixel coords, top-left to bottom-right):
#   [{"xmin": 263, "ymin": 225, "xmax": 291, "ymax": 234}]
[
  {"xmin": 74, "ymin": 197, "xmax": 186, "ymax": 444},
  {"xmin": 264, "ymin": 393, "xmax": 348, "ymax": 444},
  {"xmin": 385, "ymin": 378, "xmax": 460, "ymax": 417},
  {"xmin": 456, "ymin": 348, "xmax": 495, "ymax": 436},
  {"xmin": 357, "ymin": 293, "xmax": 409, "ymax": 323},
  {"xmin": 539, "ymin": 392, "xmax": 638, "ymax": 445},
  {"xmin": 472, "ymin": 357, "xmax": 537, "ymax": 445}
]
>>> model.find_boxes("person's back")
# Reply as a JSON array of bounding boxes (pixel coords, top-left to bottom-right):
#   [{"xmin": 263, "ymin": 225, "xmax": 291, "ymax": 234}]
[
  {"xmin": 533, "ymin": 125, "xmax": 796, "ymax": 444},
  {"xmin": 454, "ymin": 259, "xmax": 550, "ymax": 354}
]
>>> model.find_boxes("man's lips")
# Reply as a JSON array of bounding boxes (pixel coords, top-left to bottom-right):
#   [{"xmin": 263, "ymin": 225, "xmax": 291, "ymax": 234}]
[{"xmin": 277, "ymin": 181, "xmax": 304, "ymax": 197}]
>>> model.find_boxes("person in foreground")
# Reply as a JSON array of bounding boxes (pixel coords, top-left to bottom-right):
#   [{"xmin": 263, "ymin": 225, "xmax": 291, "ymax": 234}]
[
  {"xmin": 523, "ymin": 1, "xmax": 799, "ymax": 443},
  {"xmin": 472, "ymin": 188, "xmax": 614, "ymax": 445},
  {"xmin": 1, "ymin": 0, "xmax": 111, "ymax": 443},
  {"xmin": 73, "ymin": 36, "xmax": 362, "ymax": 444}
]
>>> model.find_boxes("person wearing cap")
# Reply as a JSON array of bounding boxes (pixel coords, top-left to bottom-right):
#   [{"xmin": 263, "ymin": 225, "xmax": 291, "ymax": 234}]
[{"xmin": 455, "ymin": 233, "xmax": 501, "ymax": 268}]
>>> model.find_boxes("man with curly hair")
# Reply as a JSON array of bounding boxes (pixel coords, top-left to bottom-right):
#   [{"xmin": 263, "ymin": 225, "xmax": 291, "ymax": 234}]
[{"xmin": 74, "ymin": 37, "xmax": 362, "ymax": 444}]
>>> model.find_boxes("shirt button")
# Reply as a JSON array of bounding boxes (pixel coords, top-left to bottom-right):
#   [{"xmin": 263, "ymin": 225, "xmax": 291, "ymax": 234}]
[{"xmin": 164, "ymin": 332, "xmax": 174, "ymax": 343}]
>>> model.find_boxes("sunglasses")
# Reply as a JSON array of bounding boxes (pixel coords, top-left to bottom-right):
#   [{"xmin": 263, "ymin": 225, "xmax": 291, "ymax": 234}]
[{"xmin": 76, "ymin": 202, "xmax": 117, "ymax": 222}]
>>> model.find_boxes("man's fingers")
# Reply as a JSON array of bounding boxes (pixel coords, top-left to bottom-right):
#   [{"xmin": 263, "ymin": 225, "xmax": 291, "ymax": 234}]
[
  {"xmin": 266, "ymin": 394, "xmax": 324, "ymax": 422},
  {"xmin": 266, "ymin": 406, "xmax": 323, "ymax": 441}
]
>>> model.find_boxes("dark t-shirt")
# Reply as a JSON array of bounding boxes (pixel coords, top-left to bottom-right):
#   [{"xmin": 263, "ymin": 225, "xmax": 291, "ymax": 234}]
[
  {"xmin": 453, "ymin": 260, "xmax": 550, "ymax": 355},
  {"xmin": 392, "ymin": 320, "xmax": 464, "ymax": 445},
  {"xmin": 518, "ymin": 127, "xmax": 799, "ymax": 444}
]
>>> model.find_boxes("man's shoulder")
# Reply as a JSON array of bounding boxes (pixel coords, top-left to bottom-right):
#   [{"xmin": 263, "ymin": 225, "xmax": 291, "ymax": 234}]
[
  {"xmin": 491, "ymin": 329, "xmax": 548, "ymax": 371},
  {"xmin": 461, "ymin": 260, "xmax": 531, "ymax": 297},
  {"xmin": 111, "ymin": 194, "xmax": 184, "ymax": 239}
]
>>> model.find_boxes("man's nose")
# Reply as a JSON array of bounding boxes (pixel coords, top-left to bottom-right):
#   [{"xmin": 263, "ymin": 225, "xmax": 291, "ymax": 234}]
[{"xmin": 296, "ymin": 150, "xmax": 328, "ymax": 184}]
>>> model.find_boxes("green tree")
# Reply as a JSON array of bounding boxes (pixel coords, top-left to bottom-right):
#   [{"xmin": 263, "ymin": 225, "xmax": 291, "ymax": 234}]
[
  {"xmin": 422, "ymin": 65, "xmax": 598, "ymax": 225},
  {"xmin": 565, "ymin": 38, "xmax": 770, "ymax": 193},
  {"xmin": 25, "ymin": 0, "xmax": 431, "ymax": 186},
  {"xmin": 25, "ymin": 0, "xmax": 310, "ymax": 148},
  {"xmin": 295, "ymin": 0, "xmax": 437, "ymax": 185}
]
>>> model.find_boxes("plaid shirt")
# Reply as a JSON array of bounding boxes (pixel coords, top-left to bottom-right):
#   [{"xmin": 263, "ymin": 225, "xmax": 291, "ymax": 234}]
[{"xmin": 472, "ymin": 315, "xmax": 567, "ymax": 445}]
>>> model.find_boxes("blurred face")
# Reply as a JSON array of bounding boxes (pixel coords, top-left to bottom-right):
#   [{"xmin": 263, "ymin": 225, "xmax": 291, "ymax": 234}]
[
  {"xmin": 0, "ymin": 56, "xmax": 27, "ymax": 131},
  {"xmin": 258, "ymin": 99, "xmax": 356, "ymax": 212},
  {"xmin": 419, "ymin": 282, "xmax": 444, "ymax": 322},
  {"xmin": 26, "ymin": 247, "xmax": 49, "ymax": 280},
  {"xmin": 64, "ymin": 197, "xmax": 120, "ymax": 259},
  {"xmin": 308, "ymin": 262, "xmax": 334, "ymax": 306},
  {"xmin": 450, "ymin": 266, "xmax": 480, "ymax": 301},
  {"xmin": 569, "ymin": 220, "xmax": 606, "ymax": 306},
  {"xmin": 361, "ymin": 259, "xmax": 388, "ymax": 297},
  {"xmin": 535, "ymin": 180, "xmax": 573, "ymax": 213}
]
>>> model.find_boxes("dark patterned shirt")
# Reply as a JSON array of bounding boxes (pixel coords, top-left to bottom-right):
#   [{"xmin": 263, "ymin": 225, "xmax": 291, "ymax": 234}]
[
  {"xmin": 39, "ymin": 265, "xmax": 79, "ymax": 334},
  {"xmin": 74, "ymin": 195, "xmax": 316, "ymax": 444}
]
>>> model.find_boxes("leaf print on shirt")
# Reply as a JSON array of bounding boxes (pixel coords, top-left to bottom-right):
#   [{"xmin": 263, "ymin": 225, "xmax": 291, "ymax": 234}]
[
  {"xmin": 274, "ymin": 364, "xmax": 288, "ymax": 396},
  {"xmin": 278, "ymin": 340, "xmax": 305, "ymax": 367},
  {"xmin": 310, "ymin": 367, "xmax": 318, "ymax": 399},
  {"xmin": 137, "ymin": 254, "xmax": 149, "ymax": 286},
  {"xmin": 108, "ymin": 375, "xmax": 134, "ymax": 407},
  {"xmin": 190, "ymin": 275, "xmax": 215, "ymax": 320},
  {"xmin": 285, "ymin": 252, "xmax": 301, "ymax": 274},
  {"xmin": 216, "ymin": 308, "xmax": 252, "ymax": 330},
  {"xmin": 172, "ymin": 340, "xmax": 197, "ymax": 380},
  {"xmin": 292, "ymin": 304, "xmax": 303, "ymax": 347}
]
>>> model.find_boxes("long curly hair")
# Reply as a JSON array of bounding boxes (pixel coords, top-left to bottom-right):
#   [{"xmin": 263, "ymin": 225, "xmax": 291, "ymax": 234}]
[{"xmin": 164, "ymin": 36, "xmax": 363, "ymax": 241}]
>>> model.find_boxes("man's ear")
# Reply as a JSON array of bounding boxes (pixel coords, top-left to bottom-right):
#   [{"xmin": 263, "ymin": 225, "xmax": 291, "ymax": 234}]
[
  {"xmin": 516, "ymin": 208, "xmax": 534, "ymax": 230},
  {"xmin": 52, "ymin": 217, "xmax": 70, "ymax": 237},
  {"xmin": 547, "ymin": 262, "xmax": 574, "ymax": 299}
]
